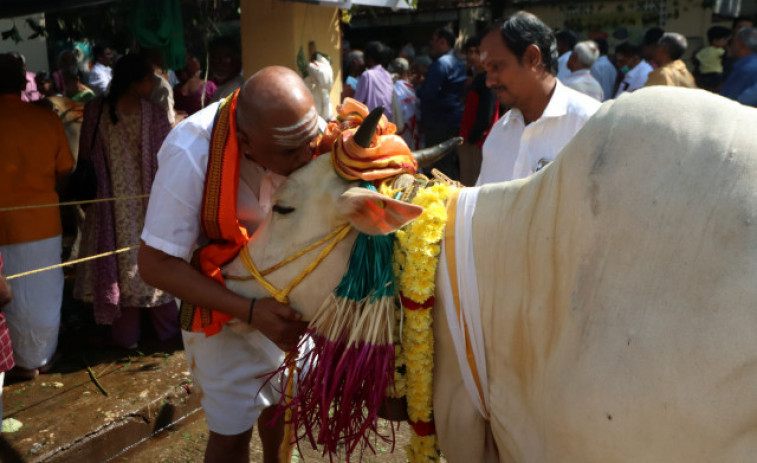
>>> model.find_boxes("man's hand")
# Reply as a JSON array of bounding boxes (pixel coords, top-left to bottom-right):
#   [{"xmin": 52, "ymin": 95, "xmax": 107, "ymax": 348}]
[{"xmin": 250, "ymin": 298, "xmax": 309, "ymax": 352}]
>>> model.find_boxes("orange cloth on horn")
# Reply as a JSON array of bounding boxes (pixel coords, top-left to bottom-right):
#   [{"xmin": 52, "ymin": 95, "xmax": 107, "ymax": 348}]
[{"xmin": 327, "ymin": 98, "xmax": 418, "ymax": 181}]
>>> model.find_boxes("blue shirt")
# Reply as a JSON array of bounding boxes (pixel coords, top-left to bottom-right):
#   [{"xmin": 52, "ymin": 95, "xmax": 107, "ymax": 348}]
[
  {"xmin": 737, "ymin": 81, "xmax": 757, "ymax": 106},
  {"xmin": 720, "ymin": 54, "xmax": 757, "ymax": 100},
  {"xmin": 417, "ymin": 50, "xmax": 466, "ymax": 127}
]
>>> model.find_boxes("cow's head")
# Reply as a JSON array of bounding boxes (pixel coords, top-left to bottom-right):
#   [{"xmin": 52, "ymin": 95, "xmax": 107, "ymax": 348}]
[{"xmin": 224, "ymin": 108, "xmax": 459, "ymax": 320}]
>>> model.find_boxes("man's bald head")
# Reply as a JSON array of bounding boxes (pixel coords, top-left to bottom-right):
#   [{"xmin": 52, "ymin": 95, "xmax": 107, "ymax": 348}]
[
  {"xmin": 237, "ymin": 66, "xmax": 318, "ymax": 149},
  {"xmin": 235, "ymin": 66, "xmax": 319, "ymax": 175}
]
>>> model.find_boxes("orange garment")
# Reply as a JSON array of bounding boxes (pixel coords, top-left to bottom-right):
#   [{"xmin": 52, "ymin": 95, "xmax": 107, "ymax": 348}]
[
  {"xmin": 645, "ymin": 60, "xmax": 697, "ymax": 88},
  {"xmin": 180, "ymin": 92, "xmax": 244, "ymax": 336},
  {"xmin": 0, "ymin": 94, "xmax": 74, "ymax": 245},
  {"xmin": 328, "ymin": 98, "xmax": 417, "ymax": 181}
]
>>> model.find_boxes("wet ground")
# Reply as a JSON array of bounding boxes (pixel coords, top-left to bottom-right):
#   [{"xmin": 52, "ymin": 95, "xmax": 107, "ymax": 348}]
[{"xmin": 0, "ymin": 278, "xmax": 442, "ymax": 462}]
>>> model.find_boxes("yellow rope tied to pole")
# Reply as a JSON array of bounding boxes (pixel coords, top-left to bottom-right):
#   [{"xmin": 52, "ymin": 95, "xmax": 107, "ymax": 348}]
[
  {"xmin": 237, "ymin": 223, "xmax": 352, "ymax": 463},
  {"xmin": 0, "ymin": 194, "xmax": 149, "ymax": 212},
  {"xmin": 5, "ymin": 245, "xmax": 140, "ymax": 281}
]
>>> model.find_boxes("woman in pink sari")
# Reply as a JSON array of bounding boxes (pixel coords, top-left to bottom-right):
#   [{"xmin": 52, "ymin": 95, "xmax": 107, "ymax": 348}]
[
  {"xmin": 173, "ymin": 55, "xmax": 217, "ymax": 116},
  {"xmin": 75, "ymin": 53, "xmax": 178, "ymax": 349}
]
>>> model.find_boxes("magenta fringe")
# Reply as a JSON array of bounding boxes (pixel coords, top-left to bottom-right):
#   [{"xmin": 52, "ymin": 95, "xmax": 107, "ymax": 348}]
[{"xmin": 260, "ymin": 328, "xmax": 397, "ymax": 462}]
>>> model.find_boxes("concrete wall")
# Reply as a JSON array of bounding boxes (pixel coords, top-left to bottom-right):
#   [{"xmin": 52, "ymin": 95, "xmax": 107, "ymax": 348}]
[
  {"xmin": 0, "ymin": 14, "xmax": 49, "ymax": 73},
  {"xmin": 240, "ymin": 0, "xmax": 342, "ymax": 116}
]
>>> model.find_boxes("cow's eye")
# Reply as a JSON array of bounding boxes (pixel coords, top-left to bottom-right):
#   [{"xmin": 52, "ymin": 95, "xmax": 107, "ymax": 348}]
[{"xmin": 273, "ymin": 205, "xmax": 295, "ymax": 215}]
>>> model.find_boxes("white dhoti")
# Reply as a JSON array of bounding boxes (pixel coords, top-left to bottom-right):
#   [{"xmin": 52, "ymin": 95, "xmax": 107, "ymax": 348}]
[{"xmin": 0, "ymin": 235, "xmax": 63, "ymax": 369}]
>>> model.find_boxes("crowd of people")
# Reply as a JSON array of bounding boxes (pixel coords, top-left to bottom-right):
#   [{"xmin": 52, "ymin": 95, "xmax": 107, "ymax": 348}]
[
  {"xmin": 0, "ymin": 37, "xmax": 247, "ymax": 381},
  {"xmin": 338, "ymin": 15, "xmax": 756, "ymax": 187},
  {"xmin": 0, "ymin": 9, "xmax": 756, "ymax": 461}
]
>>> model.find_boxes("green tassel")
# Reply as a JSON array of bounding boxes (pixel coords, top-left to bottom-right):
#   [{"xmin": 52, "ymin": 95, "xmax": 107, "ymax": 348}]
[{"xmin": 334, "ymin": 182, "xmax": 395, "ymax": 302}]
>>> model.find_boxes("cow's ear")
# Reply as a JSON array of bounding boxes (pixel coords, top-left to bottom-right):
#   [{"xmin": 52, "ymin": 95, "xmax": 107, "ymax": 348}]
[{"xmin": 336, "ymin": 187, "xmax": 423, "ymax": 235}]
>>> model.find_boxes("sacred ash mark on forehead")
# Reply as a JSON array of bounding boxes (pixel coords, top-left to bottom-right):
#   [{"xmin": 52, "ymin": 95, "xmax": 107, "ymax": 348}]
[
  {"xmin": 270, "ymin": 106, "xmax": 319, "ymax": 149},
  {"xmin": 480, "ymin": 50, "xmax": 488, "ymax": 62}
]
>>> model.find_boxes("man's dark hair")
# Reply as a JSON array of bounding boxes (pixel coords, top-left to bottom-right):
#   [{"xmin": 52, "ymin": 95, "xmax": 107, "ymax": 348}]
[
  {"xmin": 555, "ymin": 30, "xmax": 578, "ymax": 50},
  {"xmin": 380, "ymin": 45, "xmax": 395, "ymax": 67},
  {"xmin": 464, "ymin": 36, "xmax": 481, "ymax": 51},
  {"xmin": 93, "ymin": 42, "xmax": 111, "ymax": 60},
  {"xmin": 492, "ymin": 11, "xmax": 558, "ymax": 76},
  {"xmin": 0, "ymin": 53, "xmax": 26, "ymax": 94},
  {"xmin": 594, "ymin": 37, "xmax": 609, "ymax": 56},
  {"xmin": 435, "ymin": 27, "xmax": 457, "ymax": 49},
  {"xmin": 615, "ymin": 41, "xmax": 641, "ymax": 57},
  {"xmin": 643, "ymin": 27, "xmax": 664, "ymax": 46},
  {"xmin": 707, "ymin": 25, "xmax": 731, "ymax": 43},
  {"xmin": 364, "ymin": 41, "xmax": 385, "ymax": 66}
]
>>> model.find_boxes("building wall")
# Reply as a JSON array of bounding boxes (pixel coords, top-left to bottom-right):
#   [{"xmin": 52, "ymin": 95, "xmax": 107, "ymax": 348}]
[
  {"xmin": 240, "ymin": 0, "xmax": 342, "ymax": 116},
  {"xmin": 0, "ymin": 14, "xmax": 49, "ymax": 73}
]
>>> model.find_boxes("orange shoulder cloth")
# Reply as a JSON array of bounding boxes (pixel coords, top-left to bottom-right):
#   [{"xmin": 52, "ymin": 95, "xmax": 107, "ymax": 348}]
[{"xmin": 179, "ymin": 91, "xmax": 248, "ymax": 337}]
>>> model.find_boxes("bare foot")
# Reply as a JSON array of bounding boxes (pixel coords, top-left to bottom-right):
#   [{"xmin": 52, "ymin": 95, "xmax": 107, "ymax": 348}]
[
  {"xmin": 38, "ymin": 351, "xmax": 62, "ymax": 374},
  {"xmin": 6, "ymin": 366, "xmax": 39, "ymax": 381}
]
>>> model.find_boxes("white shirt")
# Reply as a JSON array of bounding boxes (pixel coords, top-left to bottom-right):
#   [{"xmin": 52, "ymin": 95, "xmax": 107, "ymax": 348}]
[
  {"xmin": 556, "ymin": 52, "xmax": 572, "ymax": 80},
  {"xmin": 561, "ymin": 69, "xmax": 604, "ymax": 101},
  {"xmin": 141, "ymin": 102, "xmax": 285, "ymax": 261},
  {"xmin": 476, "ymin": 81, "xmax": 601, "ymax": 186},
  {"xmin": 590, "ymin": 55, "xmax": 618, "ymax": 102},
  {"xmin": 88, "ymin": 62, "xmax": 112, "ymax": 96},
  {"xmin": 614, "ymin": 60, "xmax": 653, "ymax": 98}
]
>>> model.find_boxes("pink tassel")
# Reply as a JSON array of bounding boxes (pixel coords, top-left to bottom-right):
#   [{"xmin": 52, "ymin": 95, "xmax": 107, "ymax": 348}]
[{"xmin": 261, "ymin": 327, "xmax": 397, "ymax": 462}]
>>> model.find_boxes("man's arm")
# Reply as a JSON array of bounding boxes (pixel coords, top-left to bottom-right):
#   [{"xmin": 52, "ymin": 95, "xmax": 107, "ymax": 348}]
[{"xmin": 138, "ymin": 243, "xmax": 307, "ymax": 351}]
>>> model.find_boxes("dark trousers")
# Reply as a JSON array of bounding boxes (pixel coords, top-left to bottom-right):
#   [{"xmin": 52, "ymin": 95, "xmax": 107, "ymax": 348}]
[{"xmin": 422, "ymin": 123, "xmax": 460, "ymax": 181}]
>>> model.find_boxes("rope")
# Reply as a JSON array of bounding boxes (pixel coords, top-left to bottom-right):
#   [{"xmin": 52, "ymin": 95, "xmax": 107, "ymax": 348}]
[
  {"xmin": 0, "ymin": 194, "xmax": 149, "ymax": 212},
  {"xmin": 237, "ymin": 224, "xmax": 352, "ymax": 304},
  {"xmin": 226, "ymin": 224, "xmax": 352, "ymax": 280},
  {"xmin": 5, "ymin": 245, "xmax": 140, "ymax": 281}
]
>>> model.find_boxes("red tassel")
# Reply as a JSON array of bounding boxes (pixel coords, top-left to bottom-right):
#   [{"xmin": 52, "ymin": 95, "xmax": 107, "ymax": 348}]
[{"xmin": 409, "ymin": 419, "xmax": 436, "ymax": 437}]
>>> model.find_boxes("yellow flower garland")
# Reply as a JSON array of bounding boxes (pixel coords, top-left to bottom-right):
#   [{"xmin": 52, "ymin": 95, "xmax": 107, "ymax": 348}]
[{"xmin": 391, "ymin": 182, "xmax": 455, "ymax": 463}]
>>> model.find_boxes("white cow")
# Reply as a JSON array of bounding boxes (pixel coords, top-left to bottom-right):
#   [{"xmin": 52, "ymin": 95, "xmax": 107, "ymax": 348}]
[{"xmin": 224, "ymin": 87, "xmax": 757, "ymax": 462}]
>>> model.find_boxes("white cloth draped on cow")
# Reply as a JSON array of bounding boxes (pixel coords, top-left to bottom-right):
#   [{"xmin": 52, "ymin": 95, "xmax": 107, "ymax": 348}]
[{"xmin": 438, "ymin": 186, "xmax": 490, "ymax": 420}]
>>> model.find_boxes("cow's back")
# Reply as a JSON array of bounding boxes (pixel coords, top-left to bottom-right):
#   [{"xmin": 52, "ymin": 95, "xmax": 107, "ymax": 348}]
[{"xmin": 469, "ymin": 87, "xmax": 757, "ymax": 462}]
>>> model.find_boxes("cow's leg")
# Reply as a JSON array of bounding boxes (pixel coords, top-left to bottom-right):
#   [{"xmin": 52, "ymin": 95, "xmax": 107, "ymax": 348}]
[{"xmin": 433, "ymin": 301, "xmax": 498, "ymax": 462}]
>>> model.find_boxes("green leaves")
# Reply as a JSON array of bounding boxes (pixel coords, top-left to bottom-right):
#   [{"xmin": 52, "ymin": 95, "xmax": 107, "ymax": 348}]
[{"xmin": 1, "ymin": 24, "xmax": 22, "ymax": 43}]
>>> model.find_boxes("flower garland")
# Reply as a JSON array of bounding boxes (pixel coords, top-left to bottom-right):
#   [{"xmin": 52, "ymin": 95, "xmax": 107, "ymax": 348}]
[{"xmin": 391, "ymin": 181, "xmax": 455, "ymax": 463}]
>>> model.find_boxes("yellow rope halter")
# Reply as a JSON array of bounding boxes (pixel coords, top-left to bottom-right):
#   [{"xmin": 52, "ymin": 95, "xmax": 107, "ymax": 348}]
[{"xmin": 236, "ymin": 223, "xmax": 352, "ymax": 304}]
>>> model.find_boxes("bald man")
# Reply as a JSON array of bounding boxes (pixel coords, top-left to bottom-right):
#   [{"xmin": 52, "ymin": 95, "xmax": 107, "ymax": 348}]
[{"xmin": 138, "ymin": 66, "xmax": 318, "ymax": 463}]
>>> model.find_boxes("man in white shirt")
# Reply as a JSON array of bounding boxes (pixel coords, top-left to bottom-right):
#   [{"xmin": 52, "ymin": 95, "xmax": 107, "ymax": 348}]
[
  {"xmin": 555, "ymin": 30, "xmax": 577, "ymax": 81},
  {"xmin": 590, "ymin": 37, "xmax": 618, "ymax": 101},
  {"xmin": 138, "ymin": 67, "xmax": 317, "ymax": 463},
  {"xmin": 476, "ymin": 12, "xmax": 601, "ymax": 186},
  {"xmin": 87, "ymin": 43, "xmax": 113, "ymax": 96},
  {"xmin": 614, "ymin": 41, "xmax": 654, "ymax": 97},
  {"xmin": 562, "ymin": 40, "xmax": 604, "ymax": 101}
]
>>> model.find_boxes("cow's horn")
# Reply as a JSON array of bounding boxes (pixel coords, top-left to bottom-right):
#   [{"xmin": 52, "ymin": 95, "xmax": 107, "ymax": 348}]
[
  {"xmin": 412, "ymin": 136, "xmax": 464, "ymax": 168},
  {"xmin": 353, "ymin": 106, "xmax": 384, "ymax": 148}
]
